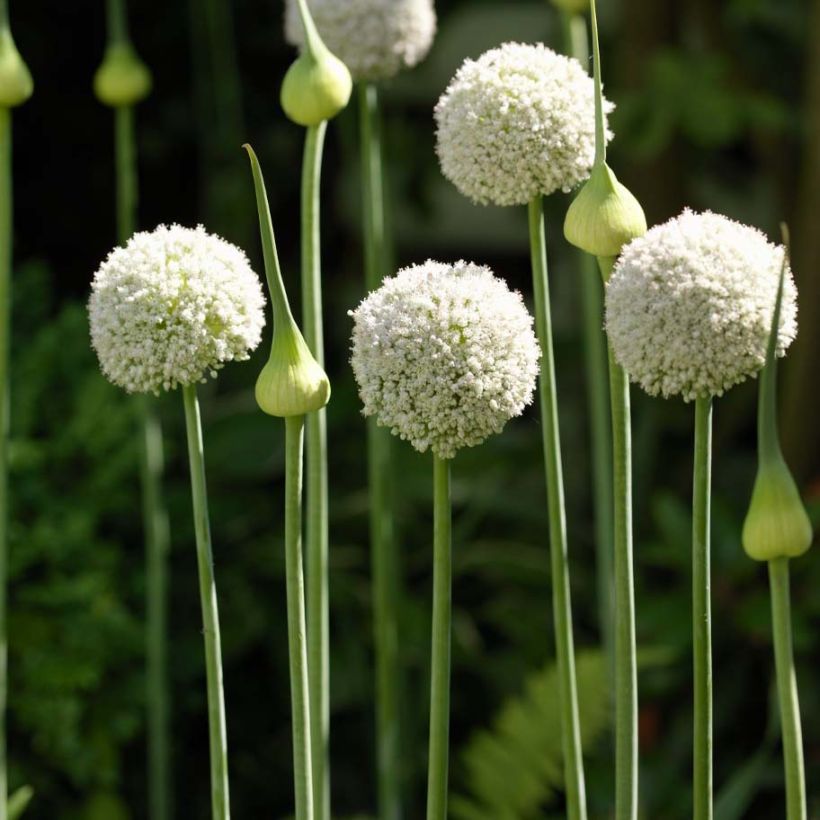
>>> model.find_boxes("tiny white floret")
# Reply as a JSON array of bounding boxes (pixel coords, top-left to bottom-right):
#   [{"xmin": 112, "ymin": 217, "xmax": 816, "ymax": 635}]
[
  {"xmin": 89, "ymin": 224, "xmax": 265, "ymax": 394},
  {"xmin": 350, "ymin": 260, "xmax": 540, "ymax": 459},
  {"xmin": 606, "ymin": 210, "xmax": 798, "ymax": 401},
  {"xmin": 435, "ymin": 42, "xmax": 612, "ymax": 207},
  {"xmin": 284, "ymin": 0, "xmax": 436, "ymax": 81}
]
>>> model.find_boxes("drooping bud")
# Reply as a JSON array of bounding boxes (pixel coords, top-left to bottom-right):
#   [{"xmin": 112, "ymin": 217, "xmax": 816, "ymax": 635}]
[
  {"xmin": 280, "ymin": 0, "xmax": 351, "ymax": 126},
  {"xmin": 93, "ymin": 41, "xmax": 152, "ymax": 107},
  {"xmin": 564, "ymin": 162, "xmax": 647, "ymax": 257},
  {"xmin": 549, "ymin": 0, "xmax": 589, "ymax": 15},
  {"xmin": 0, "ymin": 27, "xmax": 32, "ymax": 108},
  {"xmin": 742, "ymin": 227, "xmax": 813, "ymax": 562},
  {"xmin": 244, "ymin": 143, "xmax": 331, "ymax": 417}
]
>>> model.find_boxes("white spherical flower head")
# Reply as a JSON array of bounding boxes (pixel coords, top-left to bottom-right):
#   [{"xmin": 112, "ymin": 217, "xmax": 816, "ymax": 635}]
[
  {"xmin": 89, "ymin": 224, "xmax": 266, "ymax": 394},
  {"xmin": 606, "ymin": 210, "xmax": 798, "ymax": 402},
  {"xmin": 435, "ymin": 42, "xmax": 613, "ymax": 207},
  {"xmin": 284, "ymin": 0, "xmax": 436, "ymax": 81},
  {"xmin": 350, "ymin": 260, "xmax": 540, "ymax": 459}
]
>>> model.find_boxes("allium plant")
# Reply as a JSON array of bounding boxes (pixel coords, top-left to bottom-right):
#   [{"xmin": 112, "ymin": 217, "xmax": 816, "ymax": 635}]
[
  {"xmin": 89, "ymin": 224, "xmax": 266, "ymax": 820},
  {"xmin": 606, "ymin": 211, "xmax": 797, "ymax": 820},
  {"xmin": 350, "ymin": 260, "xmax": 539, "ymax": 820},
  {"xmin": 435, "ymin": 40, "xmax": 610, "ymax": 819}
]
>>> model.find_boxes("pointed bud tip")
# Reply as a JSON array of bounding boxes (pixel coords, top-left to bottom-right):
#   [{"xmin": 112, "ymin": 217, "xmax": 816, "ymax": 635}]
[
  {"xmin": 280, "ymin": 49, "xmax": 352, "ymax": 127},
  {"xmin": 0, "ymin": 29, "xmax": 32, "ymax": 107},
  {"xmin": 742, "ymin": 458, "xmax": 813, "ymax": 562},
  {"xmin": 564, "ymin": 163, "xmax": 647, "ymax": 258},
  {"xmin": 93, "ymin": 42, "xmax": 152, "ymax": 107}
]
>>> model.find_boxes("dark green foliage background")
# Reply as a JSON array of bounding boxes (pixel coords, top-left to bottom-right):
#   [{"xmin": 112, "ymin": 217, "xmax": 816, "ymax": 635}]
[{"xmin": 6, "ymin": 0, "xmax": 820, "ymax": 817}]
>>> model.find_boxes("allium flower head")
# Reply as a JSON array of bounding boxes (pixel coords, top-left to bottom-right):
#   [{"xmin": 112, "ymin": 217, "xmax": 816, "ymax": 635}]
[
  {"xmin": 89, "ymin": 224, "xmax": 265, "ymax": 394},
  {"xmin": 606, "ymin": 210, "xmax": 798, "ymax": 401},
  {"xmin": 350, "ymin": 260, "xmax": 540, "ymax": 459},
  {"xmin": 284, "ymin": 0, "xmax": 436, "ymax": 82},
  {"xmin": 434, "ymin": 42, "xmax": 612, "ymax": 207}
]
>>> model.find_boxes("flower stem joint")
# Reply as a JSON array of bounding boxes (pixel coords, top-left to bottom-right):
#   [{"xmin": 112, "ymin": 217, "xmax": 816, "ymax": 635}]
[
  {"xmin": 0, "ymin": 27, "xmax": 32, "ymax": 108},
  {"xmin": 93, "ymin": 41, "xmax": 153, "ymax": 107}
]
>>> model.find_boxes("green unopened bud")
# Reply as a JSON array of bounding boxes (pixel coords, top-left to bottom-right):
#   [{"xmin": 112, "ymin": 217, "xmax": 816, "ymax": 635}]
[
  {"xmin": 550, "ymin": 0, "xmax": 589, "ymax": 15},
  {"xmin": 93, "ymin": 42, "xmax": 152, "ymax": 107},
  {"xmin": 0, "ymin": 28, "xmax": 32, "ymax": 108},
  {"xmin": 281, "ymin": 47, "xmax": 352, "ymax": 126},
  {"xmin": 742, "ymin": 457, "xmax": 812, "ymax": 562},
  {"xmin": 564, "ymin": 162, "xmax": 647, "ymax": 257}
]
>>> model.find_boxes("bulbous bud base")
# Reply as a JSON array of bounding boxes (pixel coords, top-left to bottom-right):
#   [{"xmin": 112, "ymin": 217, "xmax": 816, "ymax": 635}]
[
  {"xmin": 280, "ymin": 48, "xmax": 352, "ymax": 126},
  {"xmin": 94, "ymin": 42, "xmax": 153, "ymax": 107},
  {"xmin": 0, "ymin": 29, "xmax": 32, "ymax": 108}
]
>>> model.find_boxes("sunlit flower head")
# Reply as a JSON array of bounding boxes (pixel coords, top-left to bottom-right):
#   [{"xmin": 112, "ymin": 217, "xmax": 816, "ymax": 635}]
[
  {"xmin": 350, "ymin": 260, "xmax": 540, "ymax": 459},
  {"xmin": 434, "ymin": 42, "xmax": 612, "ymax": 207},
  {"xmin": 284, "ymin": 0, "xmax": 437, "ymax": 81},
  {"xmin": 89, "ymin": 224, "xmax": 265, "ymax": 394},
  {"xmin": 606, "ymin": 210, "xmax": 798, "ymax": 401}
]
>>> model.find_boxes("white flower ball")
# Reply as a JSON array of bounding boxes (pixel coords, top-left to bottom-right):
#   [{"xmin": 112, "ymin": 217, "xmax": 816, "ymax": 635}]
[
  {"xmin": 350, "ymin": 260, "xmax": 540, "ymax": 459},
  {"xmin": 435, "ymin": 42, "xmax": 612, "ymax": 207},
  {"xmin": 89, "ymin": 224, "xmax": 266, "ymax": 394},
  {"xmin": 284, "ymin": 0, "xmax": 436, "ymax": 82},
  {"xmin": 606, "ymin": 210, "xmax": 798, "ymax": 402}
]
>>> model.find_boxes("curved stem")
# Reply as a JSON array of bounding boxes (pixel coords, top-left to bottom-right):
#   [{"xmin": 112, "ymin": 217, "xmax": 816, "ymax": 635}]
[
  {"xmin": 360, "ymin": 82, "xmax": 402, "ymax": 820},
  {"xmin": 426, "ymin": 457, "xmax": 452, "ymax": 820},
  {"xmin": 300, "ymin": 122, "xmax": 330, "ymax": 820},
  {"xmin": 769, "ymin": 558, "xmax": 807, "ymax": 820},
  {"xmin": 181, "ymin": 385, "xmax": 230, "ymax": 820},
  {"xmin": 693, "ymin": 397, "xmax": 713, "ymax": 820},
  {"xmin": 0, "ymin": 106, "xmax": 11, "ymax": 820},
  {"xmin": 529, "ymin": 197, "xmax": 587, "ymax": 820},
  {"xmin": 285, "ymin": 415, "xmax": 315, "ymax": 820}
]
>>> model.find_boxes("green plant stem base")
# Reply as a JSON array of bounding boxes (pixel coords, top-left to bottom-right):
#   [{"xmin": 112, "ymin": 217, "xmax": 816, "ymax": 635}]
[
  {"xmin": 769, "ymin": 558, "xmax": 807, "ymax": 820},
  {"xmin": 693, "ymin": 397, "xmax": 713, "ymax": 820},
  {"xmin": 426, "ymin": 457, "xmax": 452, "ymax": 820},
  {"xmin": 182, "ymin": 384, "xmax": 230, "ymax": 820},
  {"xmin": 529, "ymin": 197, "xmax": 587, "ymax": 820}
]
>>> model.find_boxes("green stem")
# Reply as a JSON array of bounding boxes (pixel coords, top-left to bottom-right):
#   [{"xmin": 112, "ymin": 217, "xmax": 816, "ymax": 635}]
[
  {"xmin": 426, "ymin": 457, "xmax": 452, "ymax": 820},
  {"xmin": 0, "ymin": 106, "xmax": 11, "ymax": 820},
  {"xmin": 301, "ymin": 122, "xmax": 330, "ymax": 820},
  {"xmin": 359, "ymin": 82, "xmax": 402, "ymax": 820},
  {"xmin": 0, "ymin": 0, "xmax": 7, "ymax": 32},
  {"xmin": 693, "ymin": 397, "xmax": 713, "ymax": 820},
  {"xmin": 597, "ymin": 256, "xmax": 639, "ymax": 820},
  {"xmin": 114, "ymin": 107, "xmax": 137, "ymax": 244},
  {"xmin": 181, "ymin": 385, "xmax": 230, "ymax": 820},
  {"xmin": 106, "ymin": 0, "xmax": 128, "ymax": 43},
  {"xmin": 528, "ymin": 197, "xmax": 587, "ymax": 820},
  {"xmin": 285, "ymin": 415, "xmax": 315, "ymax": 820},
  {"xmin": 768, "ymin": 558, "xmax": 807, "ymax": 820}
]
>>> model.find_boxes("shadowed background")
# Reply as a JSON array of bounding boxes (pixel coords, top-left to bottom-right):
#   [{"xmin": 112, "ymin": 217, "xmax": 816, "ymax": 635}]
[{"xmin": 5, "ymin": 0, "xmax": 820, "ymax": 817}]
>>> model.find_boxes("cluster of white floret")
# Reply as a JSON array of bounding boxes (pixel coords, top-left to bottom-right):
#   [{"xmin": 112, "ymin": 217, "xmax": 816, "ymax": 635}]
[
  {"xmin": 435, "ymin": 42, "xmax": 611, "ymax": 207},
  {"xmin": 284, "ymin": 0, "xmax": 436, "ymax": 81},
  {"xmin": 350, "ymin": 260, "xmax": 540, "ymax": 459},
  {"xmin": 606, "ymin": 210, "xmax": 798, "ymax": 402},
  {"xmin": 89, "ymin": 225, "xmax": 265, "ymax": 394}
]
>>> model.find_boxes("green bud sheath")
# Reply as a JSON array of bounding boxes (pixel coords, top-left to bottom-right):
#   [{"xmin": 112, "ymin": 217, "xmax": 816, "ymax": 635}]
[
  {"xmin": 742, "ymin": 230, "xmax": 813, "ymax": 562},
  {"xmin": 93, "ymin": 41, "xmax": 152, "ymax": 107},
  {"xmin": 0, "ymin": 27, "xmax": 31, "ymax": 107},
  {"xmin": 244, "ymin": 143, "xmax": 331, "ymax": 418},
  {"xmin": 564, "ymin": 162, "xmax": 647, "ymax": 257}
]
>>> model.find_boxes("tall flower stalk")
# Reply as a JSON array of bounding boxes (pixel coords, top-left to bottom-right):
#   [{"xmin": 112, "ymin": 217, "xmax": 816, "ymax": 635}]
[
  {"xmin": 280, "ymin": 3, "xmax": 351, "ymax": 816},
  {"xmin": 245, "ymin": 144, "xmax": 332, "ymax": 820},
  {"xmin": 742, "ymin": 234, "xmax": 812, "ymax": 820},
  {"xmin": 94, "ymin": 3, "xmax": 170, "ymax": 817},
  {"xmin": 563, "ymin": 3, "xmax": 647, "ymax": 814},
  {"xmin": 0, "ymin": 0, "xmax": 31, "ymax": 813}
]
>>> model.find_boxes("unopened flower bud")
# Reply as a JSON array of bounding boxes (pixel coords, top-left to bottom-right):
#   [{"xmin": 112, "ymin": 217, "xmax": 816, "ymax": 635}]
[
  {"xmin": 0, "ymin": 28, "xmax": 32, "ymax": 108},
  {"xmin": 280, "ymin": 47, "xmax": 352, "ymax": 126},
  {"xmin": 742, "ymin": 458, "xmax": 812, "ymax": 562},
  {"xmin": 93, "ymin": 41, "xmax": 152, "ymax": 107},
  {"xmin": 564, "ymin": 162, "xmax": 646, "ymax": 258}
]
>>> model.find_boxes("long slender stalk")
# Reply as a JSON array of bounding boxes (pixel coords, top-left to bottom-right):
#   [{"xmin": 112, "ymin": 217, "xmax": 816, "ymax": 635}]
[
  {"xmin": 181, "ymin": 384, "xmax": 230, "ymax": 820},
  {"xmin": 0, "ymin": 104, "xmax": 11, "ymax": 820},
  {"xmin": 559, "ymin": 8, "xmax": 615, "ymax": 665},
  {"xmin": 528, "ymin": 197, "xmax": 587, "ymax": 820},
  {"xmin": 359, "ymin": 81, "xmax": 402, "ymax": 820},
  {"xmin": 285, "ymin": 415, "xmax": 315, "ymax": 820},
  {"xmin": 692, "ymin": 397, "xmax": 713, "ymax": 820},
  {"xmin": 300, "ymin": 121, "xmax": 330, "ymax": 820},
  {"xmin": 426, "ymin": 457, "xmax": 452, "ymax": 820},
  {"xmin": 768, "ymin": 558, "xmax": 806, "ymax": 820}
]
